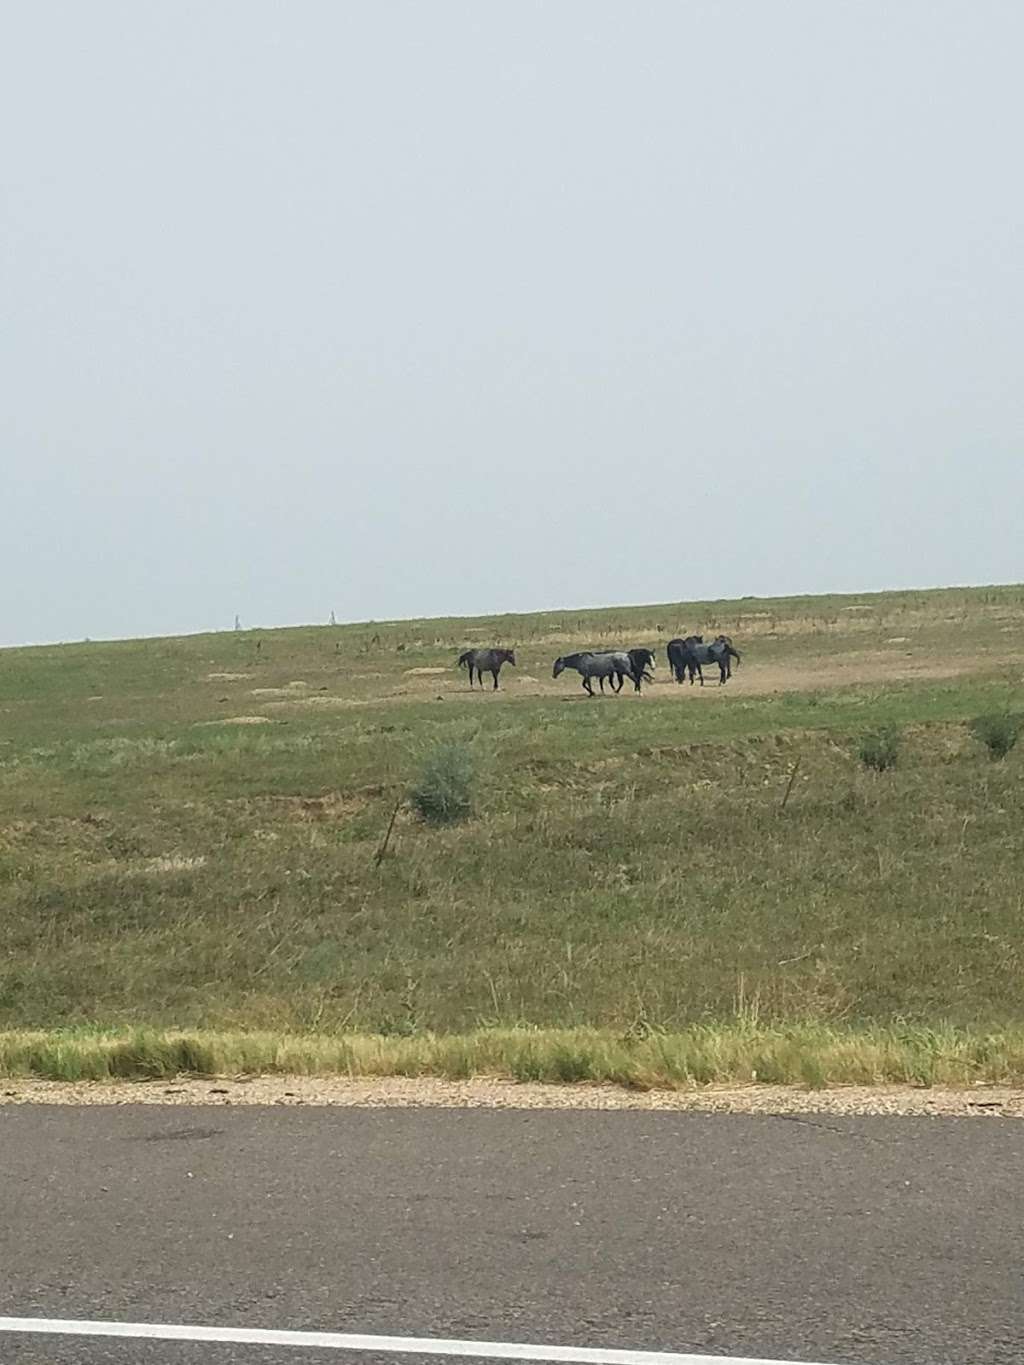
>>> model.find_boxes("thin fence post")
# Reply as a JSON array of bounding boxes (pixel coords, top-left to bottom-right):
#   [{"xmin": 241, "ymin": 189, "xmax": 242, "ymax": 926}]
[
  {"xmin": 780, "ymin": 756, "xmax": 801, "ymax": 810},
  {"xmin": 374, "ymin": 791, "xmax": 405, "ymax": 866}
]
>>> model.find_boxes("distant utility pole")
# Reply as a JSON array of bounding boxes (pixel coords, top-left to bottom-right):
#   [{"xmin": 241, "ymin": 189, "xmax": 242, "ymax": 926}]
[
  {"xmin": 330, "ymin": 610, "xmax": 337, "ymax": 626},
  {"xmin": 234, "ymin": 615, "xmax": 242, "ymax": 631}
]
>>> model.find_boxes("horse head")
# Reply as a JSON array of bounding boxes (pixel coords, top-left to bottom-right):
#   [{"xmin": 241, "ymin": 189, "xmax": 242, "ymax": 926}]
[{"xmin": 552, "ymin": 657, "xmax": 566, "ymax": 678}]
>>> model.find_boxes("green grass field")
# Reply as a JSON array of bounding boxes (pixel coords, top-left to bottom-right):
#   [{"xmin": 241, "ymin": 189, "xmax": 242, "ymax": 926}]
[{"xmin": 2, "ymin": 583, "xmax": 1023, "ymax": 1085}]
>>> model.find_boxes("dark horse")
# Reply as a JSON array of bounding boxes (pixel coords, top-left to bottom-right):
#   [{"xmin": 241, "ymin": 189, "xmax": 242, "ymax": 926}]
[
  {"xmin": 666, "ymin": 635, "xmax": 704, "ymax": 685},
  {"xmin": 613, "ymin": 647, "xmax": 656, "ymax": 693},
  {"xmin": 553, "ymin": 651, "xmax": 638, "ymax": 696},
  {"xmin": 458, "ymin": 647, "xmax": 516, "ymax": 690},
  {"xmin": 667, "ymin": 635, "xmax": 741, "ymax": 686}
]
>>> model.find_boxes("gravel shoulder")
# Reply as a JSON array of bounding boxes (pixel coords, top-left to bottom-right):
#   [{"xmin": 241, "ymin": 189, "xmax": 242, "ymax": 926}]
[{"xmin": 4, "ymin": 1075, "xmax": 1024, "ymax": 1115}]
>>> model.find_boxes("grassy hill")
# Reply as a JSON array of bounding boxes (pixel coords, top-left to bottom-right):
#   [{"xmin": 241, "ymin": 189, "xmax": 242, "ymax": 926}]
[{"xmin": 2, "ymin": 583, "xmax": 1023, "ymax": 1085}]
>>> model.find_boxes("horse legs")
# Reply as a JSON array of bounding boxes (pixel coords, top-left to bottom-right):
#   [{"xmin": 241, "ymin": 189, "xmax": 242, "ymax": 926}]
[
  {"xmin": 583, "ymin": 677, "xmax": 594, "ymax": 697},
  {"xmin": 491, "ymin": 670, "xmax": 499, "ymax": 690}
]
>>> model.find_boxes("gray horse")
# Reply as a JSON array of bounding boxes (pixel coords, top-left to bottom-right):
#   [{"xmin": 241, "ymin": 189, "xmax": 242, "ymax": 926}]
[
  {"xmin": 667, "ymin": 635, "xmax": 741, "ymax": 686},
  {"xmin": 553, "ymin": 651, "xmax": 638, "ymax": 697},
  {"xmin": 458, "ymin": 647, "xmax": 516, "ymax": 689}
]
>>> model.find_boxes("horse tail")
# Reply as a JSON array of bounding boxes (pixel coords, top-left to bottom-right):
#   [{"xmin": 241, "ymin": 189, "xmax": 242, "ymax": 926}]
[
  {"xmin": 729, "ymin": 646, "xmax": 741, "ymax": 667},
  {"xmin": 457, "ymin": 650, "xmax": 473, "ymax": 669}
]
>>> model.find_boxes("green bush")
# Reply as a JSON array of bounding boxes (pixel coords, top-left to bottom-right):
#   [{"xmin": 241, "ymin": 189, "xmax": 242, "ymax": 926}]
[
  {"xmin": 969, "ymin": 712, "xmax": 1022, "ymax": 760},
  {"xmin": 409, "ymin": 741, "xmax": 475, "ymax": 825},
  {"xmin": 858, "ymin": 727, "xmax": 900, "ymax": 772}
]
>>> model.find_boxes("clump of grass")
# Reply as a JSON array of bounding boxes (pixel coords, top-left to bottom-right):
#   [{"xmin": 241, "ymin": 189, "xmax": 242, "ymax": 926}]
[
  {"xmin": 5, "ymin": 1024, "xmax": 1024, "ymax": 1088},
  {"xmin": 969, "ymin": 712, "xmax": 1022, "ymax": 760},
  {"xmin": 409, "ymin": 740, "xmax": 475, "ymax": 825},
  {"xmin": 858, "ymin": 727, "xmax": 900, "ymax": 772}
]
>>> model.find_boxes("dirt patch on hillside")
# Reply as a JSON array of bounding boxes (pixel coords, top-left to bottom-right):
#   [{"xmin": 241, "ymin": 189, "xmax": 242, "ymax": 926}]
[
  {"xmin": 198, "ymin": 715, "xmax": 276, "ymax": 725},
  {"xmin": 259, "ymin": 648, "xmax": 1020, "ymax": 712},
  {"xmin": 227, "ymin": 792, "xmax": 369, "ymax": 822},
  {"xmin": 264, "ymin": 695, "xmax": 381, "ymax": 710},
  {"xmin": 641, "ymin": 651, "xmax": 1018, "ymax": 700}
]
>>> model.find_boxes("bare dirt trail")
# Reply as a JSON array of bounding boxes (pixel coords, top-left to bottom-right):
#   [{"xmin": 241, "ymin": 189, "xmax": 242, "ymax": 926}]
[{"xmin": 262, "ymin": 647, "xmax": 1022, "ymax": 712}]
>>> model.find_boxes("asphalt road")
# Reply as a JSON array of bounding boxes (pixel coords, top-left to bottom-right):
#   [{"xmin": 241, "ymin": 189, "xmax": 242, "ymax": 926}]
[{"xmin": 0, "ymin": 1105, "xmax": 1021, "ymax": 1365}]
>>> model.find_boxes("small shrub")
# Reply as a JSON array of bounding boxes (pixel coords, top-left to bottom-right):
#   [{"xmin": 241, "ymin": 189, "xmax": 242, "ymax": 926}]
[
  {"xmin": 858, "ymin": 727, "xmax": 900, "ymax": 772},
  {"xmin": 969, "ymin": 712, "xmax": 1022, "ymax": 760},
  {"xmin": 409, "ymin": 741, "xmax": 475, "ymax": 825}
]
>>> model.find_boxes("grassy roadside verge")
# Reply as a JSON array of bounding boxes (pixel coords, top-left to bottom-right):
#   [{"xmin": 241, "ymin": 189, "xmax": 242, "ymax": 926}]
[{"xmin": 5, "ymin": 1025, "xmax": 1024, "ymax": 1089}]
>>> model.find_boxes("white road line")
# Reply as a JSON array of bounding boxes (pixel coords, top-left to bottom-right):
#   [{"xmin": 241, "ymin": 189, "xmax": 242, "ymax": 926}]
[{"xmin": 0, "ymin": 1317, "xmax": 842, "ymax": 1365}]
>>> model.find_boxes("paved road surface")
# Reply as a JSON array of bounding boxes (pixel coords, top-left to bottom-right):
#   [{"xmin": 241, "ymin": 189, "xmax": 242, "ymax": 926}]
[{"xmin": 1, "ymin": 1106, "xmax": 1020, "ymax": 1364}]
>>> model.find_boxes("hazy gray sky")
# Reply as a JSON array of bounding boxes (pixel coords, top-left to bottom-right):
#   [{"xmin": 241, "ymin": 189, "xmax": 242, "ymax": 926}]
[{"xmin": 3, "ymin": 1, "xmax": 1022, "ymax": 646}]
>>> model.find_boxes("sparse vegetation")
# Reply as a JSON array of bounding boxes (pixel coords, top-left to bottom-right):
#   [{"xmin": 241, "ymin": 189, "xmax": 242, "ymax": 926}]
[
  {"xmin": 409, "ymin": 740, "xmax": 475, "ymax": 825},
  {"xmin": 0, "ymin": 583, "xmax": 1022, "ymax": 1084},
  {"xmin": 969, "ymin": 711, "xmax": 1022, "ymax": 760},
  {"xmin": 857, "ymin": 726, "xmax": 901, "ymax": 771}
]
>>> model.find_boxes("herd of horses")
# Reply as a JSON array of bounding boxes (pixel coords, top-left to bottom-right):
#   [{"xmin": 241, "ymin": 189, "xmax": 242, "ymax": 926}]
[{"xmin": 457, "ymin": 636, "xmax": 741, "ymax": 695}]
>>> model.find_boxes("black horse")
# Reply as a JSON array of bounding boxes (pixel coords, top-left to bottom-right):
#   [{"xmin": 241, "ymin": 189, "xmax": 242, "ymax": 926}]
[
  {"xmin": 458, "ymin": 647, "xmax": 516, "ymax": 690},
  {"xmin": 667, "ymin": 635, "xmax": 741, "ymax": 686},
  {"xmin": 666, "ymin": 636, "xmax": 701, "ymax": 685},
  {"xmin": 612, "ymin": 647, "xmax": 656, "ymax": 693}
]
